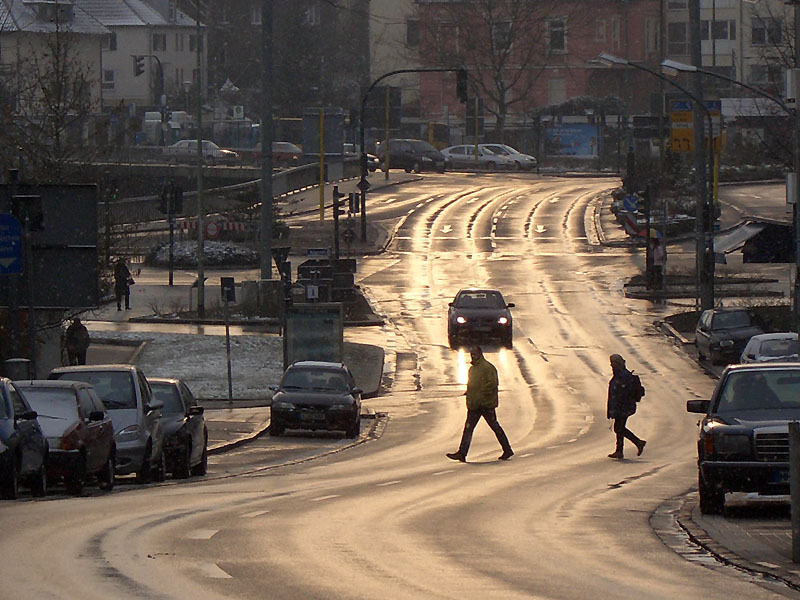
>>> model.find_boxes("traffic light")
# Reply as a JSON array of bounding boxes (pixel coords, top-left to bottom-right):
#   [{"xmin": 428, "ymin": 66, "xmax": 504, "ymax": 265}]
[
  {"xmin": 456, "ymin": 69, "xmax": 468, "ymax": 103},
  {"xmin": 332, "ymin": 186, "xmax": 346, "ymax": 218},
  {"xmin": 133, "ymin": 55, "xmax": 145, "ymax": 77},
  {"xmin": 348, "ymin": 192, "xmax": 359, "ymax": 214}
]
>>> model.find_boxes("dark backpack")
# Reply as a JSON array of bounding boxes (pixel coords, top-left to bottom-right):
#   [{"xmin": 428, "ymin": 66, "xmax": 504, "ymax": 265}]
[{"xmin": 630, "ymin": 371, "xmax": 645, "ymax": 402}]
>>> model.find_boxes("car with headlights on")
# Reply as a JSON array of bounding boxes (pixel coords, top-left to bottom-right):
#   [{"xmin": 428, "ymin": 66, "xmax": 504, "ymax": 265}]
[
  {"xmin": 17, "ymin": 380, "xmax": 115, "ymax": 494},
  {"xmin": 49, "ymin": 365, "xmax": 166, "ymax": 484},
  {"xmin": 148, "ymin": 377, "xmax": 207, "ymax": 479},
  {"xmin": 0, "ymin": 377, "xmax": 47, "ymax": 499},
  {"xmin": 269, "ymin": 361, "xmax": 362, "ymax": 438},
  {"xmin": 687, "ymin": 363, "xmax": 800, "ymax": 514},
  {"xmin": 741, "ymin": 332, "xmax": 799, "ymax": 364},
  {"xmin": 447, "ymin": 288, "xmax": 515, "ymax": 348},
  {"xmin": 694, "ymin": 307, "xmax": 764, "ymax": 365}
]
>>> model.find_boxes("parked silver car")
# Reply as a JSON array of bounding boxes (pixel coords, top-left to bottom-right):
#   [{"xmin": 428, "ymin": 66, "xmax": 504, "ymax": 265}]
[
  {"xmin": 441, "ymin": 144, "xmax": 514, "ymax": 171},
  {"xmin": 479, "ymin": 144, "xmax": 537, "ymax": 171},
  {"xmin": 740, "ymin": 332, "xmax": 799, "ymax": 363},
  {"xmin": 48, "ymin": 365, "xmax": 166, "ymax": 483}
]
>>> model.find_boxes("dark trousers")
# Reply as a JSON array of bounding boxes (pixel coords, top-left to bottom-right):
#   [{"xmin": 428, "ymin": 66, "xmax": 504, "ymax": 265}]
[
  {"xmin": 457, "ymin": 407, "xmax": 512, "ymax": 457},
  {"xmin": 115, "ymin": 284, "xmax": 130, "ymax": 309},
  {"xmin": 67, "ymin": 350, "xmax": 86, "ymax": 366},
  {"xmin": 613, "ymin": 415, "xmax": 642, "ymax": 452}
]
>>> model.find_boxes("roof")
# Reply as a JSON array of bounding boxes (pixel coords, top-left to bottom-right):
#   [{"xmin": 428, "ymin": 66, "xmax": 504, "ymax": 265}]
[
  {"xmin": 289, "ymin": 361, "xmax": 347, "ymax": 370},
  {"xmin": 0, "ymin": 0, "xmax": 109, "ymax": 34},
  {"xmin": 72, "ymin": 0, "xmax": 198, "ymax": 27},
  {"xmin": 50, "ymin": 364, "xmax": 139, "ymax": 373},
  {"xmin": 16, "ymin": 379, "xmax": 92, "ymax": 389}
]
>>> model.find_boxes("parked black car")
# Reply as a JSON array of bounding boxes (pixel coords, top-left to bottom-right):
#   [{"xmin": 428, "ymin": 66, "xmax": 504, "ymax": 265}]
[
  {"xmin": 447, "ymin": 288, "xmax": 515, "ymax": 348},
  {"xmin": 687, "ymin": 363, "xmax": 800, "ymax": 514},
  {"xmin": 148, "ymin": 377, "xmax": 208, "ymax": 479},
  {"xmin": 269, "ymin": 361, "xmax": 362, "ymax": 438},
  {"xmin": 17, "ymin": 380, "xmax": 116, "ymax": 494},
  {"xmin": 0, "ymin": 377, "xmax": 48, "ymax": 499},
  {"xmin": 695, "ymin": 307, "xmax": 764, "ymax": 365},
  {"xmin": 376, "ymin": 139, "xmax": 446, "ymax": 174}
]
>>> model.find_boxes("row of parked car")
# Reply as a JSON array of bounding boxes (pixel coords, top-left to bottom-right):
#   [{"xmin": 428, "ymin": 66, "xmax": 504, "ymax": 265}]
[
  {"xmin": 689, "ymin": 307, "xmax": 800, "ymax": 515},
  {"xmin": 375, "ymin": 139, "xmax": 537, "ymax": 174},
  {"xmin": 0, "ymin": 365, "xmax": 207, "ymax": 500}
]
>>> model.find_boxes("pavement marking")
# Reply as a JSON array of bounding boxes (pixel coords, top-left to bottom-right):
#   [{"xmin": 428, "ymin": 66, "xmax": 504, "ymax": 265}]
[
  {"xmin": 311, "ymin": 494, "xmax": 340, "ymax": 502},
  {"xmin": 197, "ymin": 562, "xmax": 233, "ymax": 579},
  {"xmin": 376, "ymin": 480, "xmax": 401, "ymax": 487},
  {"xmin": 519, "ymin": 453, "xmax": 533, "ymax": 458},
  {"xmin": 188, "ymin": 529, "xmax": 219, "ymax": 540},
  {"xmin": 433, "ymin": 469, "xmax": 456, "ymax": 475},
  {"xmin": 241, "ymin": 510, "xmax": 270, "ymax": 518}
]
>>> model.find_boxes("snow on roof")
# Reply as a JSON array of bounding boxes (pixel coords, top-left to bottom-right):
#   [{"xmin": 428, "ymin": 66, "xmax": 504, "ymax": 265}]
[
  {"xmin": 0, "ymin": 0, "xmax": 109, "ymax": 34},
  {"xmin": 72, "ymin": 0, "xmax": 199, "ymax": 27}
]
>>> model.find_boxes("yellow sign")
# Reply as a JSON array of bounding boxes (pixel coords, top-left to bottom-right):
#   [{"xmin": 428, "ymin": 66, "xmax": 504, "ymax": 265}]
[{"xmin": 671, "ymin": 125, "xmax": 694, "ymax": 153}]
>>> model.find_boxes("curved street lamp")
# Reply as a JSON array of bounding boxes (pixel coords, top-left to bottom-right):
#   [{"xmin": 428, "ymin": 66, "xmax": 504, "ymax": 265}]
[{"xmin": 597, "ymin": 52, "xmax": 716, "ymax": 309}]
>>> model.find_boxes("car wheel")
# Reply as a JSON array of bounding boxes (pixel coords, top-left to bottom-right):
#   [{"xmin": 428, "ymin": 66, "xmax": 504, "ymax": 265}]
[
  {"xmin": 190, "ymin": 439, "xmax": 208, "ymax": 476},
  {"xmin": 98, "ymin": 453, "xmax": 115, "ymax": 491},
  {"xmin": 696, "ymin": 343, "xmax": 706, "ymax": 362},
  {"xmin": 486, "ymin": 161, "xmax": 496, "ymax": 171},
  {"xmin": 346, "ymin": 416, "xmax": 361, "ymax": 439},
  {"xmin": 503, "ymin": 332, "xmax": 513, "ymax": 348},
  {"xmin": 269, "ymin": 424, "xmax": 285, "ymax": 437},
  {"xmin": 152, "ymin": 450, "xmax": 166, "ymax": 483},
  {"xmin": 1, "ymin": 461, "xmax": 19, "ymax": 500},
  {"xmin": 698, "ymin": 472, "xmax": 725, "ymax": 515},
  {"xmin": 448, "ymin": 333, "xmax": 457, "ymax": 349},
  {"xmin": 66, "ymin": 455, "xmax": 86, "ymax": 496},
  {"xmin": 135, "ymin": 444, "xmax": 152, "ymax": 484},
  {"xmin": 30, "ymin": 460, "xmax": 47, "ymax": 498},
  {"xmin": 412, "ymin": 162, "xmax": 421, "ymax": 174},
  {"xmin": 513, "ymin": 161, "xmax": 522, "ymax": 171},
  {"xmin": 174, "ymin": 444, "xmax": 192, "ymax": 479}
]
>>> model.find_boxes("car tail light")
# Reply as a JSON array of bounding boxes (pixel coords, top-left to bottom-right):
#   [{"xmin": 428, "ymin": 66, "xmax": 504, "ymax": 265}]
[{"xmin": 60, "ymin": 423, "xmax": 82, "ymax": 451}]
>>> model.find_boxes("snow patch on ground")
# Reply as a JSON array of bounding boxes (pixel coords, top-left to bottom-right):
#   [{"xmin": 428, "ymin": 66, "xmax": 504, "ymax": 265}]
[{"xmin": 93, "ymin": 331, "xmax": 282, "ymax": 400}]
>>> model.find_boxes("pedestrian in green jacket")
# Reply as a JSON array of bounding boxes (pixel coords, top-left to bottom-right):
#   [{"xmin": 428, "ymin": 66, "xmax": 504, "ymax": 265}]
[{"xmin": 447, "ymin": 346, "xmax": 513, "ymax": 462}]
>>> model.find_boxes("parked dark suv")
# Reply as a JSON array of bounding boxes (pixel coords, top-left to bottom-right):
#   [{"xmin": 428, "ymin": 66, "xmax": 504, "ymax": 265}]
[
  {"xmin": 687, "ymin": 363, "xmax": 800, "ymax": 514},
  {"xmin": 377, "ymin": 139, "xmax": 446, "ymax": 174}
]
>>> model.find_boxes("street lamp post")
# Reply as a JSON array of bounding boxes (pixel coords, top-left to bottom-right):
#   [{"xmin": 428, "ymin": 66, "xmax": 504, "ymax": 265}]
[{"xmin": 597, "ymin": 53, "xmax": 716, "ymax": 309}]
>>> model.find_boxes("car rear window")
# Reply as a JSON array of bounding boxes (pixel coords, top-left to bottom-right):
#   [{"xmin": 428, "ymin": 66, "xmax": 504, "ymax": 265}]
[
  {"xmin": 713, "ymin": 311, "xmax": 753, "ymax": 329},
  {"xmin": 51, "ymin": 371, "xmax": 136, "ymax": 410},
  {"xmin": 455, "ymin": 291, "xmax": 506, "ymax": 309},
  {"xmin": 760, "ymin": 339, "xmax": 799, "ymax": 358}
]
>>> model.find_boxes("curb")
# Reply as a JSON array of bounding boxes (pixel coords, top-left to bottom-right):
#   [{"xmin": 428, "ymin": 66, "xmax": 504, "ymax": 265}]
[{"xmin": 208, "ymin": 418, "xmax": 271, "ymax": 455}]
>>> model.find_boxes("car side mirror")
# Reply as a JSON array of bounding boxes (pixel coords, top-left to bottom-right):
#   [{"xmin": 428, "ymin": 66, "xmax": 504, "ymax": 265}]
[
  {"xmin": 686, "ymin": 399, "xmax": 711, "ymax": 414},
  {"xmin": 448, "ymin": 302, "xmax": 454, "ymax": 307},
  {"xmin": 188, "ymin": 405, "xmax": 204, "ymax": 416},
  {"xmin": 352, "ymin": 388, "xmax": 363, "ymax": 396},
  {"xmin": 269, "ymin": 384, "xmax": 279, "ymax": 392},
  {"xmin": 746, "ymin": 353, "xmax": 756, "ymax": 360},
  {"xmin": 146, "ymin": 399, "xmax": 164, "ymax": 413},
  {"xmin": 17, "ymin": 410, "xmax": 37, "ymax": 421},
  {"xmin": 89, "ymin": 410, "xmax": 105, "ymax": 422}
]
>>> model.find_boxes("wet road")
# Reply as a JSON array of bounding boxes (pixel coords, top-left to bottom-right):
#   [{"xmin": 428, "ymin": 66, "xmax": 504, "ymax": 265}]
[{"xmin": 1, "ymin": 174, "xmax": 797, "ymax": 599}]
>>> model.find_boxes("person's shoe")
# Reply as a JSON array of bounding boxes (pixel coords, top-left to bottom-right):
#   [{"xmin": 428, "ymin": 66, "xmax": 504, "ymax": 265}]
[
  {"xmin": 607, "ymin": 451, "xmax": 623, "ymax": 459},
  {"xmin": 125, "ymin": 305, "xmax": 131, "ymax": 310},
  {"xmin": 637, "ymin": 440, "xmax": 647, "ymax": 456},
  {"xmin": 446, "ymin": 452, "xmax": 466, "ymax": 463},
  {"xmin": 498, "ymin": 449, "xmax": 514, "ymax": 461},
  {"xmin": 117, "ymin": 307, "xmax": 121, "ymax": 311}
]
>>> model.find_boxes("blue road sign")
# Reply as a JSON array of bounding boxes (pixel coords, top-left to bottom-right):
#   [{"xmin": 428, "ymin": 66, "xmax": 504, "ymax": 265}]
[
  {"xmin": 0, "ymin": 213, "xmax": 22, "ymax": 274},
  {"xmin": 623, "ymin": 195, "xmax": 638, "ymax": 212}
]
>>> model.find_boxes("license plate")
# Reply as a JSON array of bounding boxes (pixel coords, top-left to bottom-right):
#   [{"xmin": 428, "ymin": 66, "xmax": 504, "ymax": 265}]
[{"xmin": 300, "ymin": 411, "xmax": 324, "ymax": 422}]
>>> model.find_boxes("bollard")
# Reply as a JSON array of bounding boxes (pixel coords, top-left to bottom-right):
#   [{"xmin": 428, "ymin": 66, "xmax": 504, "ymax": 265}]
[{"xmin": 791, "ymin": 421, "xmax": 800, "ymax": 562}]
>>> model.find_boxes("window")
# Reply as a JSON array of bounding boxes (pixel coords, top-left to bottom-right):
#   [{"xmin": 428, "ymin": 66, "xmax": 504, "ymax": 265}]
[
  {"xmin": 752, "ymin": 17, "xmax": 782, "ymax": 46},
  {"xmin": 407, "ymin": 19, "xmax": 419, "ymax": 47},
  {"xmin": 667, "ymin": 0, "xmax": 687, "ymax": 8},
  {"xmin": 668, "ymin": 21, "xmax": 688, "ymax": 55},
  {"xmin": 8, "ymin": 385, "xmax": 27, "ymax": 416},
  {"xmin": 749, "ymin": 63, "xmax": 783, "ymax": 85},
  {"xmin": 610, "ymin": 16, "xmax": 621, "ymax": 50},
  {"xmin": 175, "ymin": 33, "xmax": 184, "ymax": 51},
  {"xmin": 547, "ymin": 18, "xmax": 566, "ymax": 53},
  {"xmin": 102, "ymin": 69, "xmax": 115, "ymax": 90},
  {"xmin": 492, "ymin": 21, "xmax": 512, "ymax": 52},
  {"xmin": 168, "ymin": 0, "xmax": 176, "ymax": 22},
  {"xmin": 548, "ymin": 77, "xmax": 566, "ymax": 104},
  {"xmin": 595, "ymin": 19, "xmax": 606, "ymax": 42},
  {"xmin": 251, "ymin": 2, "xmax": 261, "ymax": 25},
  {"xmin": 701, "ymin": 20, "xmax": 736, "ymax": 40},
  {"xmin": 645, "ymin": 18, "xmax": 660, "ymax": 54},
  {"xmin": 102, "ymin": 33, "xmax": 117, "ymax": 51},
  {"xmin": 189, "ymin": 35, "xmax": 203, "ymax": 52},
  {"xmin": 153, "ymin": 33, "xmax": 167, "ymax": 52}
]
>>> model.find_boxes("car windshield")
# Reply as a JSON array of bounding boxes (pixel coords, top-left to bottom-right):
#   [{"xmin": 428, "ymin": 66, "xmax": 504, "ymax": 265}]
[
  {"xmin": 712, "ymin": 311, "xmax": 752, "ymax": 329},
  {"xmin": 455, "ymin": 291, "xmax": 506, "ymax": 309},
  {"xmin": 760, "ymin": 339, "xmax": 799, "ymax": 358},
  {"xmin": 23, "ymin": 389, "xmax": 78, "ymax": 420},
  {"xmin": 51, "ymin": 371, "xmax": 136, "ymax": 409},
  {"xmin": 716, "ymin": 370, "xmax": 800, "ymax": 412},
  {"xmin": 282, "ymin": 369, "xmax": 348, "ymax": 391},
  {"xmin": 150, "ymin": 383, "xmax": 185, "ymax": 413}
]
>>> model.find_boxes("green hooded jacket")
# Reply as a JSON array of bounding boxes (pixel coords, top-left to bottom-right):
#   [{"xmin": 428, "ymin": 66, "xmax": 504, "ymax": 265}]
[{"xmin": 466, "ymin": 356, "xmax": 499, "ymax": 410}]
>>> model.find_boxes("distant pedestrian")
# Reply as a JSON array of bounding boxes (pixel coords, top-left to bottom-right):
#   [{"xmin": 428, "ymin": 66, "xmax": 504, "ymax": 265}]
[
  {"xmin": 652, "ymin": 237, "xmax": 666, "ymax": 289},
  {"xmin": 114, "ymin": 258, "xmax": 132, "ymax": 311},
  {"xmin": 65, "ymin": 318, "xmax": 90, "ymax": 365},
  {"xmin": 607, "ymin": 354, "xmax": 646, "ymax": 459},
  {"xmin": 446, "ymin": 346, "xmax": 514, "ymax": 462}
]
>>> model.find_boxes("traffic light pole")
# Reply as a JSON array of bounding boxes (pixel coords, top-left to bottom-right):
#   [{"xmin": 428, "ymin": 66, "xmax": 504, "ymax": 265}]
[{"xmin": 359, "ymin": 67, "xmax": 462, "ymax": 242}]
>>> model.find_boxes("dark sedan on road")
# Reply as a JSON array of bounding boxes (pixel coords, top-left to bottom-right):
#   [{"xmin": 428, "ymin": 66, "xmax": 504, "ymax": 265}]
[
  {"xmin": 269, "ymin": 361, "xmax": 362, "ymax": 438},
  {"xmin": 448, "ymin": 288, "xmax": 515, "ymax": 348},
  {"xmin": 0, "ymin": 377, "xmax": 47, "ymax": 499},
  {"xmin": 376, "ymin": 139, "xmax": 446, "ymax": 174},
  {"xmin": 17, "ymin": 380, "xmax": 115, "ymax": 494},
  {"xmin": 148, "ymin": 377, "xmax": 207, "ymax": 479},
  {"xmin": 687, "ymin": 363, "xmax": 800, "ymax": 514},
  {"xmin": 695, "ymin": 307, "xmax": 764, "ymax": 365}
]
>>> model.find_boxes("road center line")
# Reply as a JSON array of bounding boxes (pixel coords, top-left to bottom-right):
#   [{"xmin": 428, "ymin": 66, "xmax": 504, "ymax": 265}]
[
  {"xmin": 311, "ymin": 494, "xmax": 340, "ymax": 502},
  {"xmin": 197, "ymin": 562, "xmax": 233, "ymax": 579},
  {"xmin": 187, "ymin": 529, "xmax": 219, "ymax": 540},
  {"xmin": 241, "ymin": 510, "xmax": 270, "ymax": 518},
  {"xmin": 376, "ymin": 480, "xmax": 401, "ymax": 487}
]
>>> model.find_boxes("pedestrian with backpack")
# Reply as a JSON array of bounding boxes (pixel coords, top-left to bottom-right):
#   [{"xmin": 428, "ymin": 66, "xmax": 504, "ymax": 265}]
[{"xmin": 606, "ymin": 353, "xmax": 646, "ymax": 459}]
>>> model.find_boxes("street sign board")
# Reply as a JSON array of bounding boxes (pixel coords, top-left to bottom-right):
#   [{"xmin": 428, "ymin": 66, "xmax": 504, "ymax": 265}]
[
  {"xmin": 0, "ymin": 213, "xmax": 22, "ymax": 274},
  {"xmin": 307, "ymin": 248, "xmax": 329, "ymax": 257}
]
